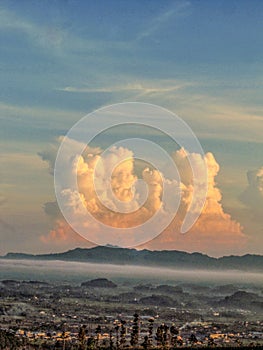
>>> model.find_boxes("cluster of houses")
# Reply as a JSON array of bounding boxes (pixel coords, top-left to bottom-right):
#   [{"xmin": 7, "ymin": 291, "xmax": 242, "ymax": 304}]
[{"xmin": 8, "ymin": 319, "xmax": 263, "ymax": 348}]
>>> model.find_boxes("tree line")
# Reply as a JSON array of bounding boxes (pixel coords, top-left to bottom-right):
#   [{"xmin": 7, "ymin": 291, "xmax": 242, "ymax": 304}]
[{"xmin": 1, "ymin": 313, "xmax": 262, "ymax": 349}]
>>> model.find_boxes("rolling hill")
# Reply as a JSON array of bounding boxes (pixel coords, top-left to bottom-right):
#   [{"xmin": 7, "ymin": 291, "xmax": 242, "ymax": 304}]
[{"xmin": 2, "ymin": 246, "xmax": 263, "ymax": 272}]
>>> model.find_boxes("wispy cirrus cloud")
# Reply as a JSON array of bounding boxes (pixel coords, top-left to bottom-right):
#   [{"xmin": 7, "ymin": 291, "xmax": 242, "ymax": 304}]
[
  {"xmin": 180, "ymin": 99, "xmax": 263, "ymax": 144},
  {"xmin": 136, "ymin": 1, "xmax": 191, "ymax": 41},
  {"xmin": 0, "ymin": 5, "xmax": 134, "ymax": 57},
  {"xmin": 0, "ymin": 5, "xmax": 108, "ymax": 56},
  {"xmin": 0, "ymin": 6, "xmax": 67, "ymax": 51},
  {"xmin": 57, "ymin": 80, "xmax": 193, "ymax": 96}
]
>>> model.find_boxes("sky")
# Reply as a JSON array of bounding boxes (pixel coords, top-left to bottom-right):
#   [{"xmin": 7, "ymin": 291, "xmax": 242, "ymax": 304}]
[{"xmin": 0, "ymin": 0, "xmax": 263, "ymax": 257}]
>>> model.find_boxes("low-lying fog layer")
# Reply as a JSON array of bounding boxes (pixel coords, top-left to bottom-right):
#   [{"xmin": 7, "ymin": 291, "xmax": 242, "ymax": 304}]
[{"xmin": 0, "ymin": 259, "xmax": 262, "ymax": 286}]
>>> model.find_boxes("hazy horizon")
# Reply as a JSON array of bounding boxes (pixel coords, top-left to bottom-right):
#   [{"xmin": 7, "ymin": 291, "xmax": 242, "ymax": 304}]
[{"xmin": 1, "ymin": 259, "xmax": 263, "ymax": 286}]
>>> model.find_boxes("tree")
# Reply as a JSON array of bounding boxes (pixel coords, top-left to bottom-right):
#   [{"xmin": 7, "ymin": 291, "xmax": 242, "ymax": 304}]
[
  {"xmin": 87, "ymin": 336, "xmax": 95, "ymax": 350},
  {"xmin": 62, "ymin": 329, "xmax": 66, "ymax": 350},
  {"xmin": 148, "ymin": 318, "xmax": 154, "ymax": 348},
  {"xmin": 142, "ymin": 335, "xmax": 150, "ymax": 350},
  {"xmin": 189, "ymin": 333, "xmax": 198, "ymax": 346},
  {"xmin": 78, "ymin": 325, "xmax": 87, "ymax": 350},
  {"xmin": 163, "ymin": 324, "xmax": 169, "ymax": 348},
  {"xmin": 156, "ymin": 325, "xmax": 163, "ymax": 347},
  {"xmin": 155, "ymin": 324, "xmax": 169, "ymax": 349},
  {"xmin": 208, "ymin": 335, "xmax": 215, "ymax": 347},
  {"xmin": 170, "ymin": 324, "xmax": 179, "ymax": 348},
  {"xmin": 120, "ymin": 320, "xmax": 126, "ymax": 349},
  {"xmin": 130, "ymin": 313, "xmax": 140, "ymax": 347},
  {"xmin": 95, "ymin": 325, "xmax": 102, "ymax": 348},
  {"xmin": 0, "ymin": 329, "xmax": 22, "ymax": 350},
  {"xmin": 115, "ymin": 324, "xmax": 120, "ymax": 350},
  {"xmin": 109, "ymin": 329, "xmax": 114, "ymax": 350}
]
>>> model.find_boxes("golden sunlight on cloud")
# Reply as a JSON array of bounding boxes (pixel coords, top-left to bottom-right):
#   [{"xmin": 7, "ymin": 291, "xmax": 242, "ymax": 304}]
[
  {"xmin": 40, "ymin": 142, "xmax": 246, "ymax": 256},
  {"xmin": 75, "ymin": 147, "xmax": 164, "ymax": 229},
  {"xmin": 144, "ymin": 151, "xmax": 246, "ymax": 256},
  {"xmin": 40, "ymin": 220, "xmax": 93, "ymax": 248}
]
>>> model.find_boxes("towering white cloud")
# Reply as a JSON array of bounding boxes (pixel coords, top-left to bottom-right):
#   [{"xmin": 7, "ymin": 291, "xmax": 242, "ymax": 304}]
[
  {"xmin": 144, "ymin": 150, "xmax": 246, "ymax": 257},
  {"xmin": 39, "ymin": 138, "xmax": 246, "ymax": 256}
]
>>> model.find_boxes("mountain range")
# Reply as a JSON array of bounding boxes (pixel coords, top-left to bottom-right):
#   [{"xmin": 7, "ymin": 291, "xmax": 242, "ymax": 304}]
[{"xmin": 2, "ymin": 246, "xmax": 263, "ymax": 272}]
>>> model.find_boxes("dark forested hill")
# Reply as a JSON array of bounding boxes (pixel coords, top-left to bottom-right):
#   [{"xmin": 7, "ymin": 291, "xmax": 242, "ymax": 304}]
[{"xmin": 2, "ymin": 246, "xmax": 263, "ymax": 271}]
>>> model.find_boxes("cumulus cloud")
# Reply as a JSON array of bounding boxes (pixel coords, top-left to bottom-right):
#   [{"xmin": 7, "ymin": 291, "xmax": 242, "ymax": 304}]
[
  {"xmin": 39, "ymin": 138, "xmax": 101, "ymax": 249},
  {"xmin": 233, "ymin": 166, "xmax": 263, "ymax": 253},
  {"xmin": 240, "ymin": 167, "xmax": 263, "ymax": 216},
  {"xmin": 143, "ymin": 150, "xmax": 246, "ymax": 256},
  {"xmin": 39, "ymin": 138, "xmax": 246, "ymax": 256},
  {"xmin": 41, "ymin": 200, "xmax": 93, "ymax": 250},
  {"xmin": 40, "ymin": 220, "xmax": 93, "ymax": 249},
  {"xmin": 61, "ymin": 146, "xmax": 175, "ymax": 243}
]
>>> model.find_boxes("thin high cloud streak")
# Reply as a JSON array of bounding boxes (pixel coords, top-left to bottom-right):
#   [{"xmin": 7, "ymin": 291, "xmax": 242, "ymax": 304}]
[
  {"xmin": 0, "ymin": 6, "xmax": 66, "ymax": 52},
  {"xmin": 53, "ymin": 83, "xmax": 263, "ymax": 144},
  {"xmin": 0, "ymin": 3, "xmax": 147, "ymax": 57},
  {"xmin": 58, "ymin": 81, "xmax": 190, "ymax": 95},
  {"xmin": 135, "ymin": 1, "xmax": 191, "ymax": 41},
  {"xmin": 1, "ymin": 97, "xmax": 262, "ymax": 146},
  {"xmin": 39, "ymin": 139, "xmax": 246, "ymax": 257},
  {"xmin": 0, "ymin": 4, "xmax": 119, "ymax": 63}
]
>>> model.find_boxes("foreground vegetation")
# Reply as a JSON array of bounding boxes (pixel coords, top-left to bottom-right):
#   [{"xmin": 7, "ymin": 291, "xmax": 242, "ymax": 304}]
[{"xmin": 1, "ymin": 313, "xmax": 262, "ymax": 350}]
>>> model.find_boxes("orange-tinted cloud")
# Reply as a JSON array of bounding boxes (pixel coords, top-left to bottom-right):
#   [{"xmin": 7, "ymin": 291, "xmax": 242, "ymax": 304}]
[
  {"xmin": 143, "ymin": 151, "xmax": 246, "ymax": 256},
  {"xmin": 40, "ymin": 220, "xmax": 93, "ymax": 248},
  {"xmin": 40, "ymin": 140, "xmax": 246, "ymax": 256}
]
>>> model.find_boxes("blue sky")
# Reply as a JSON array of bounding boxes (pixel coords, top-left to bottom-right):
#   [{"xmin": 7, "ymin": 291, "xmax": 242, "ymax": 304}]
[{"xmin": 0, "ymin": 0, "xmax": 263, "ymax": 255}]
